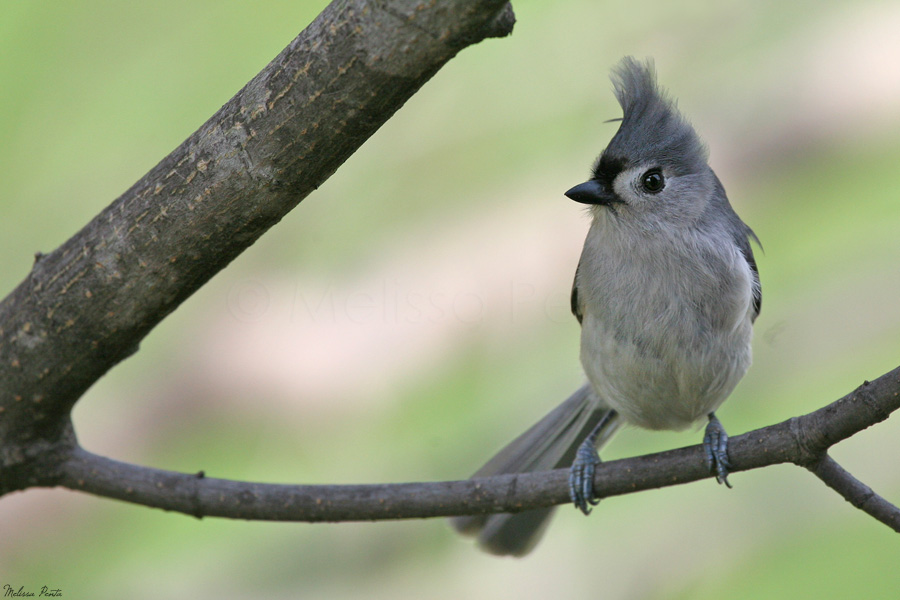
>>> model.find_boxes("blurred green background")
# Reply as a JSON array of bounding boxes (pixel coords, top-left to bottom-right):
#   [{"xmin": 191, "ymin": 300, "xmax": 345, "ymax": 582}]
[{"xmin": 2, "ymin": 0, "xmax": 900, "ymax": 597}]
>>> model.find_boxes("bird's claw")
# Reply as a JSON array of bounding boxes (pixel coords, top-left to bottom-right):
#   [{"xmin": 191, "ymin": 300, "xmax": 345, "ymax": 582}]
[
  {"xmin": 703, "ymin": 413, "xmax": 732, "ymax": 488},
  {"xmin": 569, "ymin": 438, "xmax": 602, "ymax": 515}
]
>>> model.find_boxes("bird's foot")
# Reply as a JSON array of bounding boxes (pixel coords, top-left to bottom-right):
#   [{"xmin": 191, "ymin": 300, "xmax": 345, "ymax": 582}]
[
  {"xmin": 703, "ymin": 413, "xmax": 732, "ymax": 488},
  {"xmin": 569, "ymin": 438, "xmax": 602, "ymax": 515}
]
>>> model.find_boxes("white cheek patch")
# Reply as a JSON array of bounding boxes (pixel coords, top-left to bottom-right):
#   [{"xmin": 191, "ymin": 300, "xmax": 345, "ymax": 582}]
[{"xmin": 613, "ymin": 166, "xmax": 647, "ymax": 203}]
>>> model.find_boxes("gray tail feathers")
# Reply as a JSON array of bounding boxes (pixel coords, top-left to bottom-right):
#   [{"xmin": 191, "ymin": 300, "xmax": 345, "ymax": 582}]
[{"xmin": 450, "ymin": 383, "xmax": 620, "ymax": 556}]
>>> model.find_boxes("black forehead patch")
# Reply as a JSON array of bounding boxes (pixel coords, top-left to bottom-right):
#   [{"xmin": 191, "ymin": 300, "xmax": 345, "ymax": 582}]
[{"xmin": 593, "ymin": 154, "xmax": 627, "ymax": 184}]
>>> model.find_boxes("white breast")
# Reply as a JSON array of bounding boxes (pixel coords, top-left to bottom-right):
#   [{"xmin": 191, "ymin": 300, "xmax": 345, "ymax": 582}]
[{"xmin": 577, "ymin": 218, "xmax": 754, "ymax": 431}]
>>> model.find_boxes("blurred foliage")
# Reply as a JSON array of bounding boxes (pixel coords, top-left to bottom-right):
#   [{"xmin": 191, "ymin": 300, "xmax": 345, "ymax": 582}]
[{"xmin": 2, "ymin": 0, "xmax": 900, "ymax": 598}]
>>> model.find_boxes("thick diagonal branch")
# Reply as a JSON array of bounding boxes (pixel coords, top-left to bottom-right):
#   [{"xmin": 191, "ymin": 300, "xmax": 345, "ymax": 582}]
[
  {"xmin": 55, "ymin": 366, "xmax": 900, "ymax": 525},
  {"xmin": 0, "ymin": 0, "xmax": 514, "ymax": 495}
]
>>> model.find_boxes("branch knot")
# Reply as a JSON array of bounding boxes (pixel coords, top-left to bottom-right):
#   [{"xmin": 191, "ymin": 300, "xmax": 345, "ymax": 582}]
[{"xmin": 787, "ymin": 416, "xmax": 826, "ymax": 467}]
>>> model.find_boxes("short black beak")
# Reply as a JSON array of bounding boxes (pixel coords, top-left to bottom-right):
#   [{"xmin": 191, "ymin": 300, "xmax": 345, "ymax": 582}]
[{"xmin": 564, "ymin": 179, "xmax": 620, "ymax": 205}]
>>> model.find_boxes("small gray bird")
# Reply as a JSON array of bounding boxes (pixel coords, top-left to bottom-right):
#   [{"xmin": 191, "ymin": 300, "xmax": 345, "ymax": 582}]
[{"xmin": 451, "ymin": 57, "xmax": 761, "ymax": 556}]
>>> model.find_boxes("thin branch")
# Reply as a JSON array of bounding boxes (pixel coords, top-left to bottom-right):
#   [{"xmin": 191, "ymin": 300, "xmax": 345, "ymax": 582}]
[
  {"xmin": 0, "ymin": 0, "xmax": 514, "ymax": 495},
  {"xmin": 806, "ymin": 454, "xmax": 900, "ymax": 532},
  {"xmin": 55, "ymin": 366, "xmax": 900, "ymax": 524}
]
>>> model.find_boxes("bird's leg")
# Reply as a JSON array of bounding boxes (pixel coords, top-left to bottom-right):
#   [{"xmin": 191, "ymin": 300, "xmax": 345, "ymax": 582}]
[
  {"xmin": 568, "ymin": 410, "xmax": 617, "ymax": 515},
  {"xmin": 703, "ymin": 412, "xmax": 732, "ymax": 488}
]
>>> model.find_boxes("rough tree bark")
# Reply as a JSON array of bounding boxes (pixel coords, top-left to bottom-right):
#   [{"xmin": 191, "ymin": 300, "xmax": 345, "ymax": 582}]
[{"xmin": 0, "ymin": 0, "xmax": 515, "ymax": 494}]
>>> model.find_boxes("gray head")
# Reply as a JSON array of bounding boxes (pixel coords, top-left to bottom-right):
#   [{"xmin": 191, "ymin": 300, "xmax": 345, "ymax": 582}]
[{"xmin": 566, "ymin": 57, "xmax": 716, "ymax": 227}]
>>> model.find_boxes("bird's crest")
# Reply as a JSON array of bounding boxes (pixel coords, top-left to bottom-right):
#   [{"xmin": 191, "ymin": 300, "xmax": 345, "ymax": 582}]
[{"xmin": 601, "ymin": 57, "xmax": 708, "ymax": 176}]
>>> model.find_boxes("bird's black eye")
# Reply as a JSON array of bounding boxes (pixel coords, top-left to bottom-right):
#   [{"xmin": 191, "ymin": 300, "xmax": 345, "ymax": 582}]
[{"xmin": 640, "ymin": 169, "xmax": 665, "ymax": 193}]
